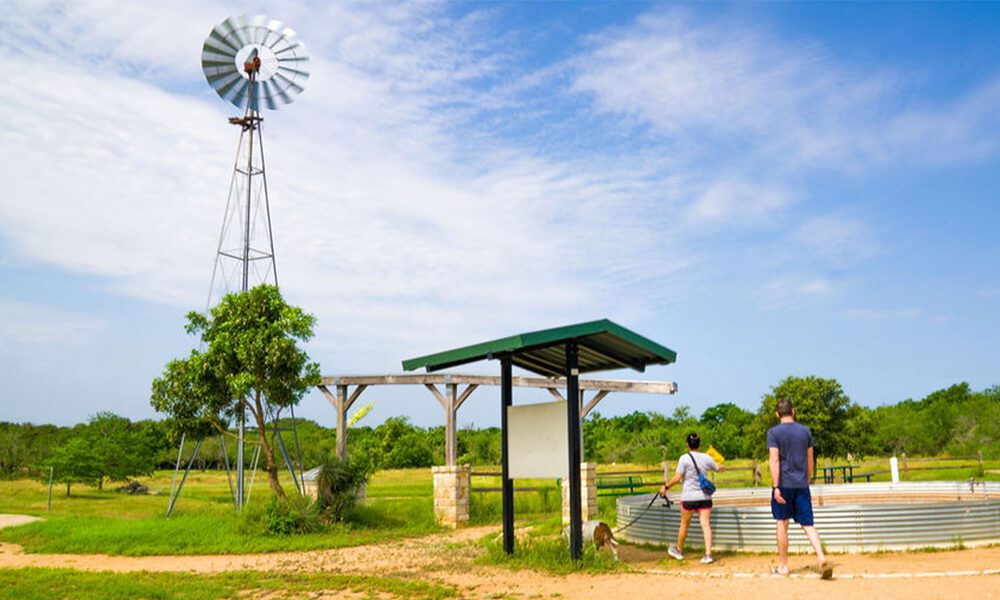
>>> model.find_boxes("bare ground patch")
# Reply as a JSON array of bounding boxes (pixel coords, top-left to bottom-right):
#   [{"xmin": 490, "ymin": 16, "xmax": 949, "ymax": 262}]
[{"xmin": 0, "ymin": 523, "xmax": 997, "ymax": 599}]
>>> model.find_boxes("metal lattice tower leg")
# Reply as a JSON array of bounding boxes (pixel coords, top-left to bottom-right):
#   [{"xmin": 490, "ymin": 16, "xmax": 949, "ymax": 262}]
[{"xmin": 206, "ymin": 70, "xmax": 278, "ymax": 512}]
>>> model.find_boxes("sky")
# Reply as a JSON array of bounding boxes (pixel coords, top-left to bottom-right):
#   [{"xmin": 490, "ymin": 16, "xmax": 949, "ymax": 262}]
[{"xmin": 1, "ymin": 1, "xmax": 998, "ymax": 431}]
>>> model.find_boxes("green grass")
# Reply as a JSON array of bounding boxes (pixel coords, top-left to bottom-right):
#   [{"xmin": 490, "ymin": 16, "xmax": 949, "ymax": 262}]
[
  {"xmin": 476, "ymin": 527, "xmax": 622, "ymax": 575},
  {"xmin": 2, "ymin": 457, "xmax": 995, "ymax": 558},
  {"xmin": 367, "ymin": 468, "xmax": 434, "ymax": 498},
  {"xmin": 0, "ymin": 567, "xmax": 458, "ymax": 600},
  {"xmin": 0, "ymin": 470, "xmax": 440, "ymax": 556}
]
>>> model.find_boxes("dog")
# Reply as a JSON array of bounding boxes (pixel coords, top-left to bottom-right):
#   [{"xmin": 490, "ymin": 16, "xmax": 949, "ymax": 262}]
[{"xmin": 562, "ymin": 520, "xmax": 619, "ymax": 560}]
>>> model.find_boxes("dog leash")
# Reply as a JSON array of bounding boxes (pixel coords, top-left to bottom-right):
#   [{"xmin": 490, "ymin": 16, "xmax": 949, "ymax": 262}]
[{"xmin": 612, "ymin": 491, "xmax": 672, "ymax": 535}]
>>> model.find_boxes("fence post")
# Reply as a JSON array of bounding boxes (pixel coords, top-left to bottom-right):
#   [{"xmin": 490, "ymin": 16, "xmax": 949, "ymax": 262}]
[
  {"xmin": 751, "ymin": 459, "xmax": 762, "ymax": 486},
  {"xmin": 978, "ymin": 450, "xmax": 983, "ymax": 469},
  {"xmin": 902, "ymin": 452, "xmax": 909, "ymax": 479},
  {"xmin": 47, "ymin": 467, "xmax": 53, "ymax": 512}
]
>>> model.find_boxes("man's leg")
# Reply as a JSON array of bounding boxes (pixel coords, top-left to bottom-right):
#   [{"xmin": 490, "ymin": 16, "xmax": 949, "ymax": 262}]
[
  {"xmin": 801, "ymin": 525, "xmax": 826, "ymax": 565},
  {"xmin": 792, "ymin": 486, "xmax": 831, "ymax": 576},
  {"xmin": 775, "ymin": 519, "xmax": 789, "ymax": 573}
]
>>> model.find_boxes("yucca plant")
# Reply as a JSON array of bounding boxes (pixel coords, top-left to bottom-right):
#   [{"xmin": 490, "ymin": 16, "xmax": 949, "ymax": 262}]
[{"xmin": 314, "ymin": 454, "xmax": 369, "ymax": 522}]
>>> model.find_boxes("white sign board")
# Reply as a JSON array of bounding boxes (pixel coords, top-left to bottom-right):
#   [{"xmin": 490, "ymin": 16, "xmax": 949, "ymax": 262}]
[{"xmin": 508, "ymin": 400, "xmax": 568, "ymax": 479}]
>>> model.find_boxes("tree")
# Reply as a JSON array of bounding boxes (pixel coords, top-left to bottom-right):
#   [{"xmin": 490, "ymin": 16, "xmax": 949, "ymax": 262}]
[
  {"xmin": 86, "ymin": 412, "xmax": 156, "ymax": 489},
  {"xmin": 45, "ymin": 438, "xmax": 101, "ymax": 496},
  {"xmin": 751, "ymin": 376, "xmax": 872, "ymax": 458},
  {"xmin": 699, "ymin": 402, "xmax": 754, "ymax": 458},
  {"xmin": 151, "ymin": 285, "xmax": 321, "ymax": 499},
  {"xmin": 41, "ymin": 413, "xmax": 156, "ymax": 493}
]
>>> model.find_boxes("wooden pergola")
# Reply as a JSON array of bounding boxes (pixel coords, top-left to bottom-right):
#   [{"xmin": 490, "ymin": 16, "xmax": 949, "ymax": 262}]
[{"xmin": 317, "ymin": 373, "xmax": 677, "ymax": 465}]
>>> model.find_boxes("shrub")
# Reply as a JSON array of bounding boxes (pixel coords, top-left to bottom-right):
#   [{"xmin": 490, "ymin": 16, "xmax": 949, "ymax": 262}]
[
  {"xmin": 314, "ymin": 456, "xmax": 370, "ymax": 522},
  {"xmin": 260, "ymin": 495, "xmax": 322, "ymax": 536}
]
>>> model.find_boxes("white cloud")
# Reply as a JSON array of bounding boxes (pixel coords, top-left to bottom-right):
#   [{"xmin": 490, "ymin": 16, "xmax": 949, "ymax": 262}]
[
  {"xmin": 790, "ymin": 214, "xmax": 879, "ymax": 268},
  {"xmin": 756, "ymin": 276, "xmax": 839, "ymax": 310},
  {"xmin": 840, "ymin": 307, "xmax": 921, "ymax": 321},
  {"xmin": 0, "ymin": 2, "xmax": 692, "ymax": 370},
  {"xmin": 684, "ymin": 179, "xmax": 793, "ymax": 226},
  {"xmin": 0, "ymin": 298, "xmax": 105, "ymax": 345},
  {"xmin": 571, "ymin": 8, "xmax": 1000, "ymax": 172}
]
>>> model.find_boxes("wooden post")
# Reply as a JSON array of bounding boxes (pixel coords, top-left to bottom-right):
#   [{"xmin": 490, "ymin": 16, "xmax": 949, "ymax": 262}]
[
  {"xmin": 336, "ymin": 385, "xmax": 348, "ymax": 460},
  {"xmin": 902, "ymin": 452, "xmax": 909, "ymax": 479},
  {"xmin": 319, "ymin": 383, "xmax": 367, "ymax": 461},
  {"xmin": 978, "ymin": 449, "xmax": 983, "ymax": 469},
  {"xmin": 446, "ymin": 384, "xmax": 457, "ymax": 467},
  {"xmin": 752, "ymin": 459, "xmax": 761, "ymax": 486},
  {"xmin": 47, "ymin": 467, "xmax": 53, "ymax": 511}
]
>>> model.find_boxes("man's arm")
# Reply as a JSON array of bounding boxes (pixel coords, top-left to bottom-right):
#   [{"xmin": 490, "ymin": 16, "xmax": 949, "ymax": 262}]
[
  {"xmin": 807, "ymin": 446, "xmax": 814, "ymax": 483},
  {"xmin": 769, "ymin": 447, "xmax": 786, "ymax": 504}
]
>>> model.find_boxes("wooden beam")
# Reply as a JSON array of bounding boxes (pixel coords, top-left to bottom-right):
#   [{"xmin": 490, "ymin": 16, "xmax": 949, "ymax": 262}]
[
  {"xmin": 546, "ymin": 387, "xmax": 565, "ymax": 401},
  {"xmin": 320, "ymin": 373, "xmax": 677, "ymax": 394},
  {"xmin": 455, "ymin": 384, "xmax": 478, "ymax": 410},
  {"xmin": 582, "ymin": 390, "xmax": 610, "ymax": 418},
  {"xmin": 424, "ymin": 383, "xmax": 447, "ymax": 410},
  {"xmin": 346, "ymin": 384, "xmax": 368, "ymax": 411}
]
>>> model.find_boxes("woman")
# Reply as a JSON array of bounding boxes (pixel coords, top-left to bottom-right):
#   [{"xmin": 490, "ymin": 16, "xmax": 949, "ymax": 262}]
[{"xmin": 659, "ymin": 432, "xmax": 723, "ymax": 564}]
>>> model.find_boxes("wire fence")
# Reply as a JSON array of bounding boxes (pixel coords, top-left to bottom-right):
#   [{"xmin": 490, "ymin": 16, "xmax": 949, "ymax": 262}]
[{"xmin": 466, "ymin": 450, "xmax": 989, "ymax": 497}]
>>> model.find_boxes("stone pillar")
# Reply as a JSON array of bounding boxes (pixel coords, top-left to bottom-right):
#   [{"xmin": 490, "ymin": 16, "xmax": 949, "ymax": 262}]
[
  {"xmin": 432, "ymin": 464, "xmax": 470, "ymax": 528},
  {"xmin": 562, "ymin": 462, "xmax": 597, "ymax": 525}
]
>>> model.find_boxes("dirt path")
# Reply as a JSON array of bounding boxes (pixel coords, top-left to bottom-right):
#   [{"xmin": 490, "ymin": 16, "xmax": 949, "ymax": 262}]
[{"xmin": 0, "ymin": 517, "xmax": 997, "ymax": 599}]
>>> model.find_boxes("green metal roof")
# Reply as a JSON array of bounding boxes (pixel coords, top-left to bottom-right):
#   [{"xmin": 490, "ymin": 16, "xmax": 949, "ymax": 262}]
[{"xmin": 401, "ymin": 319, "xmax": 676, "ymax": 377}]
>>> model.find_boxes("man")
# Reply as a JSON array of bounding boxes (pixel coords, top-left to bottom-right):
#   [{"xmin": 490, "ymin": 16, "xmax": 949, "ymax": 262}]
[{"xmin": 768, "ymin": 397, "xmax": 833, "ymax": 579}]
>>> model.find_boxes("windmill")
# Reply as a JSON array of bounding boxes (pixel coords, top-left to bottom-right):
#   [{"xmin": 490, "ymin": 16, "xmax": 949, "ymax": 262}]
[{"xmin": 165, "ymin": 15, "xmax": 311, "ymax": 516}]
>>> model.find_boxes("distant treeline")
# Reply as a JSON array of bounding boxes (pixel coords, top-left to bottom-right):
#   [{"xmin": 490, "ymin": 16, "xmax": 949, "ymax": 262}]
[{"xmin": 2, "ymin": 379, "xmax": 998, "ymax": 483}]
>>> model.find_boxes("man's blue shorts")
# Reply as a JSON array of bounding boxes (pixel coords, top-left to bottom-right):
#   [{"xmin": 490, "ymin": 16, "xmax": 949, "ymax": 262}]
[{"xmin": 771, "ymin": 486, "xmax": 814, "ymax": 526}]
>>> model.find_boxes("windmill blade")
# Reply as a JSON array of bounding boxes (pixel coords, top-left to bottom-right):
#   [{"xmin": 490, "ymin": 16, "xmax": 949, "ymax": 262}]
[{"xmin": 202, "ymin": 14, "xmax": 310, "ymax": 110}]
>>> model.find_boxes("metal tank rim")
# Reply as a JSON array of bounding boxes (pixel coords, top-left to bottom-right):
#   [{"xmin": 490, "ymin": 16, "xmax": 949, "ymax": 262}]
[{"xmin": 616, "ymin": 481, "xmax": 1000, "ymax": 553}]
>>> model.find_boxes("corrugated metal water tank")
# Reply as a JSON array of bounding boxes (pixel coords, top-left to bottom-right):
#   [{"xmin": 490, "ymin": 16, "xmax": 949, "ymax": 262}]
[{"xmin": 617, "ymin": 481, "xmax": 1000, "ymax": 552}]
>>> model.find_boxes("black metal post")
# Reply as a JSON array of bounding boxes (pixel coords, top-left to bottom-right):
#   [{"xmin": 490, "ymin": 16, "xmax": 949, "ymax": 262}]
[
  {"xmin": 500, "ymin": 356, "xmax": 515, "ymax": 554},
  {"xmin": 566, "ymin": 342, "xmax": 582, "ymax": 561}
]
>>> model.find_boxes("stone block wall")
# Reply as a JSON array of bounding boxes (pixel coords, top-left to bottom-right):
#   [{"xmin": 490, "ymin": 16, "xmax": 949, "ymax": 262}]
[
  {"xmin": 432, "ymin": 464, "xmax": 470, "ymax": 528},
  {"xmin": 561, "ymin": 462, "xmax": 597, "ymax": 525}
]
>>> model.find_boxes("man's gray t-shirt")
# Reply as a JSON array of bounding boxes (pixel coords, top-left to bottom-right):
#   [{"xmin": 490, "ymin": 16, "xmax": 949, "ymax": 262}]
[
  {"xmin": 767, "ymin": 422, "xmax": 813, "ymax": 489},
  {"xmin": 675, "ymin": 451, "xmax": 719, "ymax": 502}
]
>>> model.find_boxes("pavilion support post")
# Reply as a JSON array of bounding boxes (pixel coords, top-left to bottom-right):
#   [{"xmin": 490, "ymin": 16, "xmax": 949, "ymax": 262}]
[
  {"xmin": 336, "ymin": 386, "xmax": 349, "ymax": 460},
  {"xmin": 501, "ymin": 357, "xmax": 514, "ymax": 555},
  {"xmin": 566, "ymin": 342, "xmax": 582, "ymax": 561},
  {"xmin": 319, "ymin": 384, "xmax": 368, "ymax": 461},
  {"xmin": 446, "ymin": 384, "xmax": 457, "ymax": 467},
  {"xmin": 427, "ymin": 382, "xmax": 480, "ymax": 468}
]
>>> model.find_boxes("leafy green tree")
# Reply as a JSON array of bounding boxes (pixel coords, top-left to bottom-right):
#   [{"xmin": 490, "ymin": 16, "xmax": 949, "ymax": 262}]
[
  {"xmin": 457, "ymin": 425, "xmax": 501, "ymax": 465},
  {"xmin": 85, "ymin": 412, "xmax": 156, "ymax": 489},
  {"xmin": 0, "ymin": 422, "xmax": 67, "ymax": 479},
  {"xmin": 699, "ymin": 402, "xmax": 755, "ymax": 458},
  {"xmin": 44, "ymin": 438, "xmax": 101, "ymax": 496},
  {"xmin": 151, "ymin": 285, "xmax": 321, "ymax": 499},
  {"xmin": 751, "ymin": 376, "xmax": 871, "ymax": 458}
]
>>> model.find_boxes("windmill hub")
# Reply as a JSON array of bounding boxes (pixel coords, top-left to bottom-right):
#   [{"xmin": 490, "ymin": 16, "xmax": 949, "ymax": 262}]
[{"xmin": 238, "ymin": 46, "xmax": 267, "ymax": 78}]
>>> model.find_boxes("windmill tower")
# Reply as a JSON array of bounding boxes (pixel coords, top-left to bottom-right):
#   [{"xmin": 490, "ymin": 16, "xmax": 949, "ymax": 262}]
[{"xmin": 201, "ymin": 15, "xmax": 310, "ymax": 511}]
